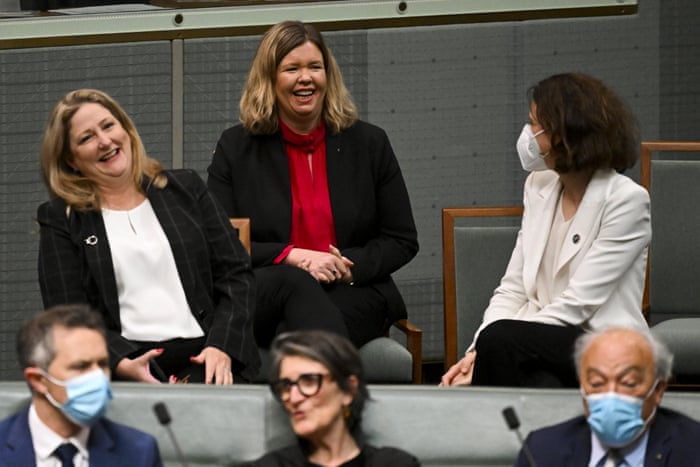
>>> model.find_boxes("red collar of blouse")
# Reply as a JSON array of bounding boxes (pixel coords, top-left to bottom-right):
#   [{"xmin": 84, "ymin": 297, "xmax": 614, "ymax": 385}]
[{"xmin": 279, "ymin": 118, "xmax": 326, "ymax": 153}]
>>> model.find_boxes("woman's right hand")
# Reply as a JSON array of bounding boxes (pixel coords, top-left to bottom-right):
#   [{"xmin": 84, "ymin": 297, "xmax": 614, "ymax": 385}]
[
  {"xmin": 285, "ymin": 247, "xmax": 353, "ymax": 284},
  {"xmin": 114, "ymin": 348, "xmax": 165, "ymax": 384},
  {"xmin": 440, "ymin": 350, "xmax": 476, "ymax": 387}
]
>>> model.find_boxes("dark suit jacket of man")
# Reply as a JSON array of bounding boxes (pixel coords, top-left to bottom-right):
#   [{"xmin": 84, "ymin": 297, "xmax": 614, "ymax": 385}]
[
  {"xmin": 37, "ymin": 169, "xmax": 260, "ymax": 379},
  {"xmin": 516, "ymin": 407, "xmax": 700, "ymax": 467},
  {"xmin": 0, "ymin": 407, "xmax": 162, "ymax": 467},
  {"xmin": 207, "ymin": 120, "xmax": 419, "ymax": 324}
]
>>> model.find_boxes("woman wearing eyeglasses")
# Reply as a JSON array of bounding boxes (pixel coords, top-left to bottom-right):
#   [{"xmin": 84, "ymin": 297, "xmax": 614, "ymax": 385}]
[{"xmin": 243, "ymin": 330, "xmax": 419, "ymax": 467}]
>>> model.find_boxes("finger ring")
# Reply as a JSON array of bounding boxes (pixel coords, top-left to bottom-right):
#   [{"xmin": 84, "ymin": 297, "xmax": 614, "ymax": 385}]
[{"xmin": 332, "ymin": 270, "xmax": 338, "ymax": 275}]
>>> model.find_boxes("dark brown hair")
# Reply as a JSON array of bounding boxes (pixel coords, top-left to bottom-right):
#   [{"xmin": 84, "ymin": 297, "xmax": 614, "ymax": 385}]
[
  {"xmin": 529, "ymin": 72, "xmax": 639, "ymax": 173},
  {"xmin": 269, "ymin": 330, "xmax": 369, "ymax": 434}
]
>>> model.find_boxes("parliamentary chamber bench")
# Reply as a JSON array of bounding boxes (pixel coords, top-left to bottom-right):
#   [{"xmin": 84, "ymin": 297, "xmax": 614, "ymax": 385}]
[{"xmin": 1, "ymin": 382, "xmax": 699, "ymax": 466}]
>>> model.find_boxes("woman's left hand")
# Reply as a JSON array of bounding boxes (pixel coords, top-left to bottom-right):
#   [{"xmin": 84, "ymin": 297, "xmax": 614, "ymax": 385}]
[
  {"xmin": 286, "ymin": 246, "xmax": 354, "ymax": 284},
  {"xmin": 190, "ymin": 346, "xmax": 234, "ymax": 385}
]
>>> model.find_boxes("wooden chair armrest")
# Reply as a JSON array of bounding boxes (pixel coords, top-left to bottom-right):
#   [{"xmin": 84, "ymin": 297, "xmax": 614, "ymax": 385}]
[
  {"xmin": 391, "ymin": 319, "xmax": 423, "ymax": 384},
  {"xmin": 229, "ymin": 218, "xmax": 251, "ymax": 255}
]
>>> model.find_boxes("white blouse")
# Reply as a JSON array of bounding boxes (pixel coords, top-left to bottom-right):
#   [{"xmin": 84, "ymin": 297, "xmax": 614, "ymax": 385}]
[
  {"xmin": 535, "ymin": 192, "xmax": 573, "ymax": 309},
  {"xmin": 102, "ymin": 199, "xmax": 203, "ymax": 341}
]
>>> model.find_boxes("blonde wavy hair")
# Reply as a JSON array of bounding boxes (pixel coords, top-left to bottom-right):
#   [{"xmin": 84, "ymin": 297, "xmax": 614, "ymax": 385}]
[
  {"xmin": 239, "ymin": 20, "xmax": 358, "ymax": 135},
  {"xmin": 40, "ymin": 89, "xmax": 166, "ymax": 211}
]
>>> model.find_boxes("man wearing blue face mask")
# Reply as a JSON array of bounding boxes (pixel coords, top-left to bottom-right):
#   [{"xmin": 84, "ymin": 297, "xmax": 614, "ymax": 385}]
[
  {"xmin": 0, "ymin": 304, "xmax": 163, "ymax": 467},
  {"xmin": 515, "ymin": 326, "xmax": 700, "ymax": 467}
]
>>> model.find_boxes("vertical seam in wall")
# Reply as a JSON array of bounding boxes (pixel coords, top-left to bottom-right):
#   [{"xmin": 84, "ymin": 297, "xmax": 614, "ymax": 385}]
[{"xmin": 172, "ymin": 38, "xmax": 184, "ymax": 169}]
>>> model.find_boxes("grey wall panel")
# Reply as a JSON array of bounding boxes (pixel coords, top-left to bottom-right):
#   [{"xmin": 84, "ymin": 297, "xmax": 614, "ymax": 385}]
[
  {"xmin": 660, "ymin": 0, "xmax": 700, "ymax": 141},
  {"xmin": 0, "ymin": 42, "xmax": 171, "ymax": 379},
  {"xmin": 182, "ymin": 35, "xmax": 256, "ymax": 175},
  {"xmin": 516, "ymin": 12, "xmax": 660, "ymax": 146}
]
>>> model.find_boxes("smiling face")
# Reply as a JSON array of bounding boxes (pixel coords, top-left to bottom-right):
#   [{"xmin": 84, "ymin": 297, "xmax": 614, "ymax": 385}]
[
  {"xmin": 278, "ymin": 355, "xmax": 354, "ymax": 442},
  {"xmin": 580, "ymin": 329, "xmax": 666, "ymax": 420},
  {"xmin": 275, "ymin": 40, "xmax": 327, "ymax": 134},
  {"xmin": 67, "ymin": 102, "xmax": 133, "ymax": 190}
]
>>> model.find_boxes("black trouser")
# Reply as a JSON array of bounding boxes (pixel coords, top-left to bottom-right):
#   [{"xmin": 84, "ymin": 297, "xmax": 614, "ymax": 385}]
[
  {"xmin": 254, "ymin": 265, "xmax": 388, "ymax": 348},
  {"xmin": 124, "ymin": 336, "xmax": 247, "ymax": 383},
  {"xmin": 471, "ymin": 320, "xmax": 585, "ymax": 388}
]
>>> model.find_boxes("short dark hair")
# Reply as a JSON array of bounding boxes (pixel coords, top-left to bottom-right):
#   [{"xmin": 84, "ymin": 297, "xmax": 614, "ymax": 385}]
[
  {"xmin": 529, "ymin": 72, "xmax": 639, "ymax": 174},
  {"xmin": 17, "ymin": 304, "xmax": 106, "ymax": 370},
  {"xmin": 269, "ymin": 330, "xmax": 369, "ymax": 433}
]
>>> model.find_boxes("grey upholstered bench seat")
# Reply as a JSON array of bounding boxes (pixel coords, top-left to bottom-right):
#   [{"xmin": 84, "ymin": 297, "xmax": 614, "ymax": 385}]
[{"xmin": 1, "ymin": 382, "xmax": 700, "ymax": 466}]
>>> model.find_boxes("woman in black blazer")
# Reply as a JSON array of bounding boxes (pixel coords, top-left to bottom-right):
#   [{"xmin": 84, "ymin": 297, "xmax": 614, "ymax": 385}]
[
  {"xmin": 207, "ymin": 21, "xmax": 418, "ymax": 348},
  {"xmin": 37, "ymin": 89, "xmax": 259, "ymax": 384}
]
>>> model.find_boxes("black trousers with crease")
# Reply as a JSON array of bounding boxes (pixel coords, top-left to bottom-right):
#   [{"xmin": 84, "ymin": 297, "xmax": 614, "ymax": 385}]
[
  {"xmin": 471, "ymin": 319, "xmax": 585, "ymax": 388},
  {"xmin": 253, "ymin": 265, "xmax": 388, "ymax": 349}
]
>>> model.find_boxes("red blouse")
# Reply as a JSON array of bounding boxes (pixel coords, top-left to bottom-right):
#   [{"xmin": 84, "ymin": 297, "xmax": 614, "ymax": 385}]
[{"xmin": 274, "ymin": 119, "xmax": 337, "ymax": 263}]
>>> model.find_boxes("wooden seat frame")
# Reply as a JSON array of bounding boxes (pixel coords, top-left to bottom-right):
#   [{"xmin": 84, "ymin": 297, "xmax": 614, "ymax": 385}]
[{"xmin": 442, "ymin": 206, "xmax": 523, "ymax": 369}]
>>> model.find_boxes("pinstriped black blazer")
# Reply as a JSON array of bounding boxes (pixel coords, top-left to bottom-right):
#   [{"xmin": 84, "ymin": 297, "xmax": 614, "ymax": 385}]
[
  {"xmin": 207, "ymin": 120, "xmax": 419, "ymax": 324},
  {"xmin": 37, "ymin": 169, "xmax": 260, "ymax": 379}
]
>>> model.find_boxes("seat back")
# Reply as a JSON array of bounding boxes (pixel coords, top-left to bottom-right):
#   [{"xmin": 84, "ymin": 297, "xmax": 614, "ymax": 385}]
[
  {"xmin": 6, "ymin": 382, "xmax": 700, "ymax": 466},
  {"xmin": 640, "ymin": 142, "xmax": 700, "ymax": 323},
  {"xmin": 254, "ymin": 334, "xmax": 415, "ymax": 385},
  {"xmin": 641, "ymin": 142, "xmax": 700, "ymax": 385},
  {"xmin": 442, "ymin": 207, "xmax": 522, "ymax": 368}
]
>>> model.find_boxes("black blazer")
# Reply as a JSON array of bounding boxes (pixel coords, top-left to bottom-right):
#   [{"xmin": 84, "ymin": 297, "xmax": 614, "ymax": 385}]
[
  {"xmin": 37, "ymin": 169, "xmax": 260, "ymax": 379},
  {"xmin": 516, "ymin": 408, "xmax": 700, "ymax": 466},
  {"xmin": 241, "ymin": 443, "xmax": 420, "ymax": 467},
  {"xmin": 207, "ymin": 120, "xmax": 418, "ymax": 323}
]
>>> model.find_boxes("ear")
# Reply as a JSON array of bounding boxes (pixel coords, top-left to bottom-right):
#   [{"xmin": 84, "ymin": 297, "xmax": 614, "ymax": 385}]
[
  {"xmin": 652, "ymin": 379, "xmax": 667, "ymax": 406},
  {"xmin": 342, "ymin": 375, "xmax": 359, "ymax": 406},
  {"xmin": 25, "ymin": 367, "xmax": 48, "ymax": 395}
]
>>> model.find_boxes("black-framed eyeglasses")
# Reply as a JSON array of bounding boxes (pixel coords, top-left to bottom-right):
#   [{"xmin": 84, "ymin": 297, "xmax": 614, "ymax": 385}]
[{"xmin": 270, "ymin": 373, "xmax": 328, "ymax": 401}]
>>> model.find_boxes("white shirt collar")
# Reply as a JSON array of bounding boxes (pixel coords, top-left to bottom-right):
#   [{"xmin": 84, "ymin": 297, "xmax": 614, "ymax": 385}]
[
  {"xmin": 28, "ymin": 403, "xmax": 91, "ymax": 466},
  {"xmin": 588, "ymin": 429, "xmax": 649, "ymax": 467}
]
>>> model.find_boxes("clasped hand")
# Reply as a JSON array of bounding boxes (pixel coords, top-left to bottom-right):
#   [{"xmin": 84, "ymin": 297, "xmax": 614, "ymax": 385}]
[
  {"xmin": 440, "ymin": 350, "xmax": 476, "ymax": 387},
  {"xmin": 286, "ymin": 245, "xmax": 354, "ymax": 284}
]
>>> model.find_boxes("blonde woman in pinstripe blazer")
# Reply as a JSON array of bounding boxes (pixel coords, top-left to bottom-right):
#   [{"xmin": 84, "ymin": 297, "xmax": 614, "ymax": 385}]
[{"xmin": 37, "ymin": 89, "xmax": 259, "ymax": 384}]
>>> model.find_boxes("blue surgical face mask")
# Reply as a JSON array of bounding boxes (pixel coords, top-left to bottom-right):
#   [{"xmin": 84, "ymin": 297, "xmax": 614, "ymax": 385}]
[
  {"xmin": 516, "ymin": 124, "xmax": 548, "ymax": 172},
  {"xmin": 583, "ymin": 380, "xmax": 658, "ymax": 448},
  {"xmin": 41, "ymin": 368, "xmax": 113, "ymax": 426}
]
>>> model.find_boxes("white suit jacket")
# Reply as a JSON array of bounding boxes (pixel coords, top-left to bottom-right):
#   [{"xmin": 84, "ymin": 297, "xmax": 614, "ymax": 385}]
[{"xmin": 469, "ymin": 169, "xmax": 650, "ymax": 350}]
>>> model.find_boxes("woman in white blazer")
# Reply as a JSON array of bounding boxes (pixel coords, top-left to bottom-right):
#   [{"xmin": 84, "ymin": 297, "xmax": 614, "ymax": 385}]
[{"xmin": 442, "ymin": 73, "xmax": 650, "ymax": 387}]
